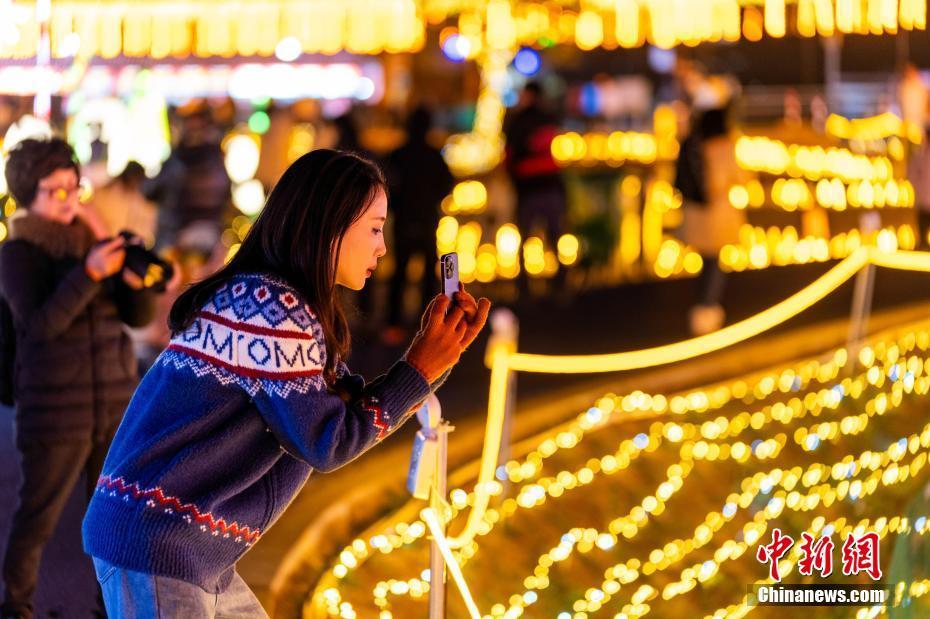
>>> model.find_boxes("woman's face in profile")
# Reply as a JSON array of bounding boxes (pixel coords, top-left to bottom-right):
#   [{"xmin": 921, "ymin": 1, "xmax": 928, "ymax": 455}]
[
  {"xmin": 335, "ymin": 188, "xmax": 388, "ymax": 291},
  {"xmin": 31, "ymin": 167, "xmax": 80, "ymax": 224}
]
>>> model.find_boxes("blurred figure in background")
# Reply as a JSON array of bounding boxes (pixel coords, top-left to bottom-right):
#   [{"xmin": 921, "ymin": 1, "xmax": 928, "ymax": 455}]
[
  {"xmin": 382, "ymin": 106, "xmax": 453, "ymax": 344},
  {"xmin": 900, "ymin": 63, "xmax": 928, "ymax": 130},
  {"xmin": 0, "ymin": 138, "xmax": 156, "ymax": 619},
  {"xmin": 144, "ymin": 108, "xmax": 231, "ymax": 252},
  {"xmin": 504, "ymin": 82, "xmax": 566, "ymax": 252},
  {"xmin": 333, "ymin": 111, "xmax": 365, "ymax": 155},
  {"xmin": 911, "ymin": 126, "xmax": 930, "ymax": 250},
  {"xmin": 90, "ymin": 161, "xmax": 158, "ymax": 247},
  {"xmin": 676, "ymin": 106, "xmax": 746, "ymax": 335}
]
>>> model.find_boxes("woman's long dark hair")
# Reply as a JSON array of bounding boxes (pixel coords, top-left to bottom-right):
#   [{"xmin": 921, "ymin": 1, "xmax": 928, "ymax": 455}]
[{"xmin": 168, "ymin": 149, "xmax": 386, "ymax": 385}]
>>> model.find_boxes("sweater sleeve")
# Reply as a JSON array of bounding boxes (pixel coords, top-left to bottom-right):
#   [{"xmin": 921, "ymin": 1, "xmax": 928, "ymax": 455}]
[
  {"xmin": 253, "ymin": 360, "xmax": 430, "ymax": 472},
  {"xmin": 165, "ymin": 274, "xmax": 431, "ymax": 472},
  {"xmin": 0, "ymin": 240, "xmax": 101, "ymax": 340}
]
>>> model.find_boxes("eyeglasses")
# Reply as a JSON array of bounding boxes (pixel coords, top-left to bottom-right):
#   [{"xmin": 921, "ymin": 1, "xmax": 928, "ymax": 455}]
[{"xmin": 37, "ymin": 184, "xmax": 80, "ymax": 202}]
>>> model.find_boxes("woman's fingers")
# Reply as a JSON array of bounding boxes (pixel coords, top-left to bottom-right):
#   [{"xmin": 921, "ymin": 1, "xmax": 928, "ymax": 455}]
[
  {"xmin": 453, "ymin": 290, "xmax": 479, "ymax": 320},
  {"xmin": 445, "ymin": 305, "xmax": 465, "ymax": 328},
  {"xmin": 424, "ymin": 295, "xmax": 450, "ymax": 330},
  {"xmin": 461, "ymin": 297, "xmax": 491, "ymax": 349}
]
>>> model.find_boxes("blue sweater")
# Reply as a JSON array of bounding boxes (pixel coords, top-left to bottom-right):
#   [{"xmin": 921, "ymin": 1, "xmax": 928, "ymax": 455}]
[{"xmin": 82, "ymin": 272, "xmax": 432, "ymax": 592}]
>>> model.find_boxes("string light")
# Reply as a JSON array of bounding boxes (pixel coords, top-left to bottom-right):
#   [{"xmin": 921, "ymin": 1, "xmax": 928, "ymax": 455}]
[
  {"xmin": 0, "ymin": 0, "xmax": 425, "ymax": 59},
  {"xmin": 315, "ymin": 313, "xmax": 930, "ymax": 617},
  {"xmin": 719, "ymin": 225, "xmax": 916, "ymax": 273}
]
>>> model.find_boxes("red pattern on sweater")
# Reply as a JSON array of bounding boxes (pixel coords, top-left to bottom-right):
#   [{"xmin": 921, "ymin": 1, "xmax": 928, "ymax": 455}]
[{"xmin": 96, "ymin": 475, "xmax": 262, "ymax": 544}]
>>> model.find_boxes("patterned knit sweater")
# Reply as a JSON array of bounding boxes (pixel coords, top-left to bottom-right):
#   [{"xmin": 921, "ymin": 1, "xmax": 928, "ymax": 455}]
[{"xmin": 82, "ymin": 272, "xmax": 432, "ymax": 592}]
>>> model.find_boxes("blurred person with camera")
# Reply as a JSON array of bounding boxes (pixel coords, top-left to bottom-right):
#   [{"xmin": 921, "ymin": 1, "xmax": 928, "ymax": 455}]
[{"xmin": 0, "ymin": 137, "xmax": 157, "ymax": 619}]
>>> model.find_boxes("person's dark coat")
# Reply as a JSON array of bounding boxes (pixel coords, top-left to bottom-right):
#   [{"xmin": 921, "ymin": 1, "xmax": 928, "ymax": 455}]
[
  {"xmin": 144, "ymin": 142, "xmax": 231, "ymax": 246},
  {"xmin": 0, "ymin": 212, "xmax": 156, "ymax": 440},
  {"xmin": 384, "ymin": 139, "xmax": 453, "ymax": 244}
]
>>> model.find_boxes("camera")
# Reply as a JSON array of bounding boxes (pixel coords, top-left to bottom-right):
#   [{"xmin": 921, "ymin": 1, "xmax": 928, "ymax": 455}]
[{"xmin": 117, "ymin": 231, "xmax": 174, "ymax": 292}]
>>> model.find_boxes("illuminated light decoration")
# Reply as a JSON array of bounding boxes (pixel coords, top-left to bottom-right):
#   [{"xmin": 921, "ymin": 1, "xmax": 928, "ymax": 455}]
[
  {"xmin": 522, "ymin": 236, "xmax": 546, "ymax": 277},
  {"xmin": 450, "ymin": 180, "xmax": 488, "ymax": 214},
  {"xmin": 575, "ymin": 10, "xmax": 604, "ymax": 51},
  {"xmin": 456, "ymin": 14, "xmax": 483, "ymax": 60},
  {"xmin": 354, "ymin": 77, "xmax": 376, "ymax": 101},
  {"xmin": 728, "ymin": 185, "xmax": 750, "ymax": 210},
  {"xmin": 421, "ymin": 508, "xmax": 482, "ymax": 619},
  {"xmin": 436, "ymin": 216, "xmax": 459, "ymax": 256},
  {"xmin": 433, "ymin": 247, "xmax": 930, "ymax": 555},
  {"xmin": 58, "ymin": 31, "xmax": 80, "ymax": 57},
  {"xmin": 735, "ymin": 136, "xmax": 895, "ymax": 183},
  {"xmin": 557, "ymin": 234, "xmax": 580, "ymax": 266},
  {"xmin": 5, "ymin": 0, "xmax": 920, "ymax": 65},
  {"xmin": 716, "ymin": 225, "xmax": 912, "ymax": 273},
  {"xmin": 341, "ymin": 368, "xmax": 921, "ymax": 617},
  {"xmin": 615, "ymin": 0, "xmax": 642, "ymax": 47},
  {"xmin": 232, "ymin": 179, "xmax": 265, "ymax": 216},
  {"xmin": 512, "ymin": 47, "xmax": 541, "ymax": 76},
  {"xmin": 507, "ymin": 247, "xmax": 868, "ymax": 374},
  {"xmin": 797, "ymin": 0, "xmax": 818, "ymax": 36},
  {"xmin": 2, "ymin": 114, "xmax": 52, "ymax": 152},
  {"xmin": 495, "ymin": 224, "xmax": 521, "ymax": 261},
  {"xmin": 441, "ymin": 33, "xmax": 471, "ymax": 62},
  {"xmin": 314, "ymin": 312, "xmax": 930, "ymax": 617},
  {"xmin": 224, "ymin": 134, "xmax": 261, "ymax": 184},
  {"xmin": 227, "ymin": 63, "xmax": 383, "ymax": 103},
  {"xmin": 579, "ymin": 82, "xmax": 600, "ymax": 116},
  {"xmin": 0, "ymin": 62, "xmax": 384, "ymax": 104},
  {"xmin": 65, "ymin": 92, "xmax": 170, "ymax": 178},
  {"xmin": 0, "ymin": 0, "xmax": 425, "ymax": 60},
  {"xmin": 326, "ymin": 376, "xmax": 926, "ymax": 616},
  {"xmin": 826, "ymin": 111, "xmax": 924, "ymax": 144},
  {"xmin": 274, "ymin": 36, "xmax": 301, "ymax": 62},
  {"xmin": 765, "ymin": 0, "xmax": 787, "ymax": 37},
  {"xmin": 0, "ymin": 65, "xmax": 62, "ymax": 97},
  {"xmin": 247, "ymin": 110, "xmax": 271, "ymax": 135},
  {"xmin": 442, "ymin": 49, "xmax": 512, "ymax": 177},
  {"xmin": 551, "ymin": 130, "xmax": 667, "ymax": 166}
]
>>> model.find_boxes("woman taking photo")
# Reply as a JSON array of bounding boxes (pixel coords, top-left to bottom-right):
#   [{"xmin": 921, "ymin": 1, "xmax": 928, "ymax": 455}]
[
  {"xmin": 82, "ymin": 149, "xmax": 490, "ymax": 616},
  {"xmin": 0, "ymin": 137, "xmax": 155, "ymax": 619}
]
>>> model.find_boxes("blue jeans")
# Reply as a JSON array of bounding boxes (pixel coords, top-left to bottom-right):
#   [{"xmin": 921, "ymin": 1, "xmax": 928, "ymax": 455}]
[{"xmin": 92, "ymin": 558, "xmax": 268, "ymax": 618}]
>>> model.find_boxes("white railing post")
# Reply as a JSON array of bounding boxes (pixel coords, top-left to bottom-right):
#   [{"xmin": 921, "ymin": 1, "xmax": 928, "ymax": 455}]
[
  {"xmin": 407, "ymin": 395, "xmax": 452, "ymax": 619},
  {"xmin": 428, "ymin": 418, "xmax": 451, "ymax": 619},
  {"xmin": 487, "ymin": 308, "xmax": 518, "ymax": 497},
  {"xmin": 847, "ymin": 214, "xmax": 880, "ymax": 367}
]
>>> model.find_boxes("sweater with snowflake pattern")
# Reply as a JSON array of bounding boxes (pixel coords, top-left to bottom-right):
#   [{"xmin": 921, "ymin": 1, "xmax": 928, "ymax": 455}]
[{"xmin": 82, "ymin": 272, "xmax": 432, "ymax": 592}]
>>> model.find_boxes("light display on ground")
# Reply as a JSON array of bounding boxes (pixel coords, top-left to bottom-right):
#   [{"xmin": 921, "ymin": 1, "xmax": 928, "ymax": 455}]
[{"xmin": 308, "ymin": 247, "xmax": 930, "ymax": 618}]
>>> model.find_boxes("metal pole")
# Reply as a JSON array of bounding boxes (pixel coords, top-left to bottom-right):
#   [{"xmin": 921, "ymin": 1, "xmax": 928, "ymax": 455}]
[{"xmin": 428, "ymin": 421, "xmax": 450, "ymax": 619}]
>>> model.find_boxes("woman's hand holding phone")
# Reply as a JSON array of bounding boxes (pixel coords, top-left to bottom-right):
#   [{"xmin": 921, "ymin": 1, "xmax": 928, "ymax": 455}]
[{"xmin": 405, "ymin": 288, "xmax": 491, "ymax": 383}]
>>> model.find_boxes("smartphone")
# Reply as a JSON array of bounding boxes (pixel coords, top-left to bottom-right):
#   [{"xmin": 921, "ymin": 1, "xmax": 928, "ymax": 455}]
[{"xmin": 440, "ymin": 252, "xmax": 459, "ymax": 302}]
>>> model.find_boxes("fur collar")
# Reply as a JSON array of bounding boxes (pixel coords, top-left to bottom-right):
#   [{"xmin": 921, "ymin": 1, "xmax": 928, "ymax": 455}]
[{"xmin": 7, "ymin": 210, "xmax": 97, "ymax": 259}]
